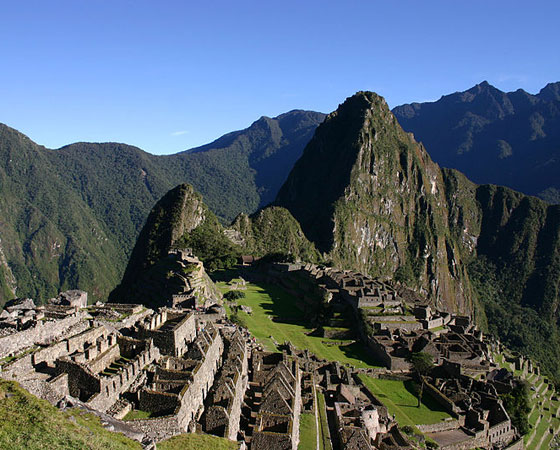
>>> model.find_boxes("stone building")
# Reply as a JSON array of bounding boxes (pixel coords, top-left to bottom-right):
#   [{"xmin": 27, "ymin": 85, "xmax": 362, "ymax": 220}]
[
  {"xmin": 202, "ymin": 329, "xmax": 249, "ymax": 439},
  {"xmin": 55, "ymin": 331, "xmax": 159, "ymax": 412},
  {"xmin": 130, "ymin": 323, "xmax": 224, "ymax": 439},
  {"xmin": 137, "ymin": 309, "xmax": 196, "ymax": 357},
  {"xmin": 334, "ymin": 402, "xmax": 389, "ymax": 449},
  {"xmin": 248, "ymin": 351, "xmax": 302, "ymax": 450}
]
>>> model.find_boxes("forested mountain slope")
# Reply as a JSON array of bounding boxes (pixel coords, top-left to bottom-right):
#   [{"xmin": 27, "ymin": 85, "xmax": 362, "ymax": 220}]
[{"xmin": 0, "ymin": 110, "xmax": 325, "ymax": 305}]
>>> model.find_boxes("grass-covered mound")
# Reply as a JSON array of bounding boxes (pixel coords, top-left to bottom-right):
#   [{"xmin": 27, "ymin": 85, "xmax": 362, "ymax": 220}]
[
  {"xmin": 157, "ymin": 433, "xmax": 239, "ymax": 449},
  {"xmin": 0, "ymin": 379, "xmax": 141, "ymax": 450}
]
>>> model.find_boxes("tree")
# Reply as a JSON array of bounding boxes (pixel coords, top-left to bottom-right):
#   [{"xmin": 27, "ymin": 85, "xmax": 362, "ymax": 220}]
[{"xmin": 410, "ymin": 352, "xmax": 434, "ymax": 407}]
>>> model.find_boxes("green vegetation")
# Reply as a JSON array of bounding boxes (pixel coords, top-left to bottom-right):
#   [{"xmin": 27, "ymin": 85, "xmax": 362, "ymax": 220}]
[
  {"xmin": 409, "ymin": 352, "xmax": 435, "ymax": 408},
  {"xmin": 224, "ymin": 290, "xmax": 246, "ymax": 300},
  {"xmin": 492, "ymin": 350, "xmax": 560, "ymax": 447},
  {"xmin": 215, "ymin": 271, "xmax": 380, "ymax": 368},
  {"xmin": 0, "ymin": 111, "xmax": 325, "ymax": 307},
  {"xmin": 157, "ymin": 433, "xmax": 239, "ymax": 450},
  {"xmin": 123, "ymin": 409, "xmax": 153, "ymax": 420},
  {"xmin": 358, "ymin": 375, "xmax": 452, "ymax": 426},
  {"xmin": 0, "ymin": 379, "xmax": 142, "ymax": 449},
  {"xmin": 232, "ymin": 207, "xmax": 321, "ymax": 262},
  {"xmin": 317, "ymin": 392, "xmax": 332, "ymax": 450},
  {"xmin": 469, "ymin": 256, "xmax": 560, "ymax": 381},
  {"xmin": 500, "ymin": 382, "xmax": 531, "ymax": 435},
  {"xmin": 298, "ymin": 413, "xmax": 317, "ymax": 450}
]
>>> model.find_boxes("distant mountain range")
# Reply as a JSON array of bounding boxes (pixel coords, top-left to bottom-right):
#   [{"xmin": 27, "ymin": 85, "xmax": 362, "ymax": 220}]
[
  {"xmin": 1, "ymin": 80, "xmax": 559, "ymax": 307},
  {"xmin": 393, "ymin": 81, "xmax": 560, "ymax": 203},
  {"xmin": 0, "ymin": 110, "xmax": 325, "ymax": 304}
]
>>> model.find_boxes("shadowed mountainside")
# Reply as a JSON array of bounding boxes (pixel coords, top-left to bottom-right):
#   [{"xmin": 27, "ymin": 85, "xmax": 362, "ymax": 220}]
[{"xmin": 393, "ymin": 81, "xmax": 560, "ymax": 203}]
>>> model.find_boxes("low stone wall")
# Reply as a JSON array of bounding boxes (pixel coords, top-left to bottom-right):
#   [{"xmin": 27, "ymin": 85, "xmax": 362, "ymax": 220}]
[
  {"xmin": 0, "ymin": 313, "xmax": 87, "ymax": 359},
  {"xmin": 127, "ymin": 415, "xmax": 181, "ymax": 442},
  {"xmin": 417, "ymin": 419, "xmax": 461, "ymax": 433},
  {"xmin": 11, "ymin": 374, "xmax": 69, "ymax": 406},
  {"xmin": 504, "ymin": 438, "xmax": 524, "ymax": 449},
  {"xmin": 139, "ymin": 390, "xmax": 179, "ymax": 414},
  {"xmin": 424, "ymin": 381, "xmax": 459, "ymax": 415},
  {"xmin": 323, "ymin": 328, "xmax": 354, "ymax": 339}
]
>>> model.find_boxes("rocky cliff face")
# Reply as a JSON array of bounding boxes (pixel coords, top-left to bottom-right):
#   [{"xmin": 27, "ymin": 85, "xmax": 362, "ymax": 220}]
[{"xmin": 276, "ymin": 92, "xmax": 474, "ymax": 312}]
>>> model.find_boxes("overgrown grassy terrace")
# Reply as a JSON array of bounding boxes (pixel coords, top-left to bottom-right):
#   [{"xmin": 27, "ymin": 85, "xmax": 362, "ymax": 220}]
[
  {"xmin": 0, "ymin": 379, "xmax": 142, "ymax": 449},
  {"xmin": 298, "ymin": 413, "xmax": 317, "ymax": 450},
  {"xmin": 214, "ymin": 270, "xmax": 381, "ymax": 368},
  {"xmin": 358, "ymin": 375, "xmax": 452, "ymax": 427}
]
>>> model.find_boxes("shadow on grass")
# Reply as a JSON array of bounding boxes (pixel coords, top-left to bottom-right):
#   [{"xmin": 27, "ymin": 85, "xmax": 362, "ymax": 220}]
[
  {"xmin": 402, "ymin": 380, "xmax": 450, "ymax": 413},
  {"xmin": 215, "ymin": 267, "xmax": 384, "ymax": 367},
  {"xmin": 209, "ymin": 268, "xmax": 240, "ymax": 283},
  {"xmin": 340, "ymin": 342, "xmax": 383, "ymax": 367}
]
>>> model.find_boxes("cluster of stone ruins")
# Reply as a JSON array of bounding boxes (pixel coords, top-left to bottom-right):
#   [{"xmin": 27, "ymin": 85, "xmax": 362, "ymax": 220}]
[{"xmin": 0, "ymin": 257, "xmax": 538, "ymax": 449}]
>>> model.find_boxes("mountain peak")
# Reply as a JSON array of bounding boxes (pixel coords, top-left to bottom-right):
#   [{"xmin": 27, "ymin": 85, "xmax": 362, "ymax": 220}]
[
  {"xmin": 275, "ymin": 90, "xmax": 471, "ymax": 311},
  {"xmin": 538, "ymin": 81, "xmax": 560, "ymax": 102}
]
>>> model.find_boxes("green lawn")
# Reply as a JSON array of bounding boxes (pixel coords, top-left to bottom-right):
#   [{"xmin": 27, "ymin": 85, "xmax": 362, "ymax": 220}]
[
  {"xmin": 123, "ymin": 409, "xmax": 153, "ymax": 420},
  {"xmin": 0, "ymin": 380, "xmax": 141, "ymax": 450},
  {"xmin": 316, "ymin": 392, "xmax": 332, "ymax": 450},
  {"xmin": 358, "ymin": 375, "xmax": 452, "ymax": 426},
  {"xmin": 216, "ymin": 272, "xmax": 381, "ymax": 368},
  {"xmin": 298, "ymin": 413, "xmax": 317, "ymax": 450},
  {"xmin": 158, "ymin": 433, "xmax": 238, "ymax": 450}
]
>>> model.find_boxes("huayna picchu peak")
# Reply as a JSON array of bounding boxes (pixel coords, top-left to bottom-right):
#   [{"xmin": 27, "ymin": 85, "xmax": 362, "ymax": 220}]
[{"xmin": 276, "ymin": 91, "xmax": 474, "ymax": 313}]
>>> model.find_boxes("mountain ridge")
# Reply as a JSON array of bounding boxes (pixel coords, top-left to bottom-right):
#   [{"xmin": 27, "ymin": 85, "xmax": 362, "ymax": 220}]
[
  {"xmin": 0, "ymin": 111, "xmax": 325, "ymax": 306},
  {"xmin": 393, "ymin": 81, "xmax": 560, "ymax": 203}
]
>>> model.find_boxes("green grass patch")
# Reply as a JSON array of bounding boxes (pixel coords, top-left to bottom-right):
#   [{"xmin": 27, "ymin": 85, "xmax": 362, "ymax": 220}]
[
  {"xmin": 157, "ymin": 433, "xmax": 239, "ymax": 449},
  {"xmin": 0, "ymin": 379, "xmax": 142, "ymax": 450},
  {"xmin": 298, "ymin": 413, "xmax": 317, "ymax": 450},
  {"xmin": 215, "ymin": 274, "xmax": 381, "ymax": 368},
  {"xmin": 527, "ymin": 412, "xmax": 552, "ymax": 450},
  {"xmin": 317, "ymin": 392, "xmax": 332, "ymax": 450},
  {"xmin": 358, "ymin": 375, "xmax": 452, "ymax": 426},
  {"xmin": 123, "ymin": 409, "xmax": 153, "ymax": 420}
]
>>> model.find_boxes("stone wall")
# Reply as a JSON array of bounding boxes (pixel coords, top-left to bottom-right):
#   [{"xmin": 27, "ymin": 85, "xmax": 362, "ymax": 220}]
[
  {"xmin": 139, "ymin": 390, "xmax": 179, "ymax": 414},
  {"xmin": 127, "ymin": 414, "xmax": 182, "ymax": 442},
  {"xmin": 488, "ymin": 419, "xmax": 514, "ymax": 446},
  {"xmin": 424, "ymin": 380, "xmax": 460, "ymax": 415},
  {"xmin": 140, "ymin": 311, "xmax": 196, "ymax": 357},
  {"xmin": 0, "ymin": 312, "xmax": 87, "ymax": 359},
  {"xmin": 174, "ymin": 327, "xmax": 223, "ymax": 429},
  {"xmin": 417, "ymin": 419, "xmax": 462, "ymax": 433},
  {"xmin": 87, "ymin": 344, "xmax": 120, "ymax": 374}
]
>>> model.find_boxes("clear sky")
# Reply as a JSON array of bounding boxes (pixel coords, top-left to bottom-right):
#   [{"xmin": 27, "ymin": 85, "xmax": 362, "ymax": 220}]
[{"xmin": 1, "ymin": 0, "xmax": 558, "ymax": 154}]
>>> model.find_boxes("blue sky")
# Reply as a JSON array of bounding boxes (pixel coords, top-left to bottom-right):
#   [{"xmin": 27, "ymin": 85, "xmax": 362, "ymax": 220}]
[{"xmin": 1, "ymin": 1, "xmax": 558, "ymax": 154}]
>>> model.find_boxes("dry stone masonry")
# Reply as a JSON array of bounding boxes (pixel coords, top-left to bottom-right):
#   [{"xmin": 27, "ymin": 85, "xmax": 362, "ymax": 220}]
[{"xmin": 0, "ymin": 263, "xmax": 538, "ymax": 449}]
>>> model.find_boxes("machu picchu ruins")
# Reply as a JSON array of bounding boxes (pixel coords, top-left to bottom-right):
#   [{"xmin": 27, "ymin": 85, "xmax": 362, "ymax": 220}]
[{"xmin": 0, "ymin": 253, "xmax": 544, "ymax": 449}]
